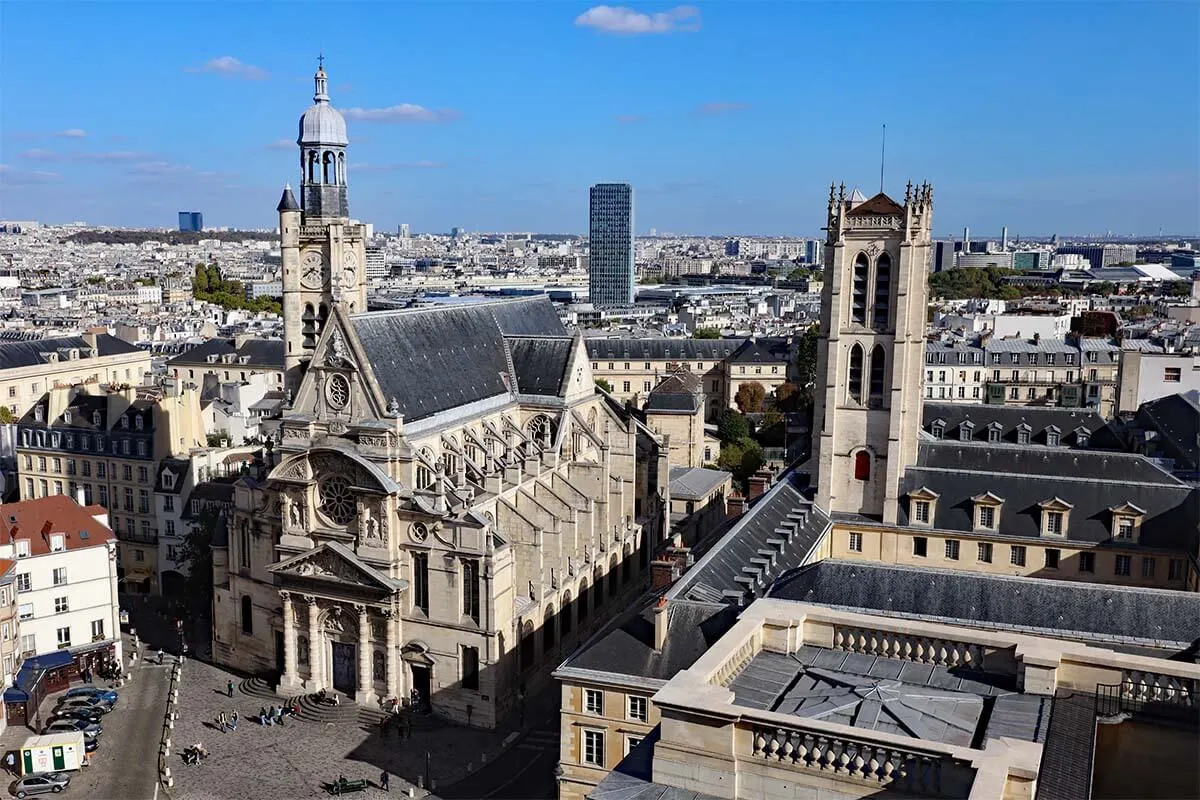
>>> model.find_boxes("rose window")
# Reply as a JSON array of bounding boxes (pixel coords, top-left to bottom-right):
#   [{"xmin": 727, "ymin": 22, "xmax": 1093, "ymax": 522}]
[
  {"xmin": 319, "ymin": 475, "xmax": 356, "ymax": 525},
  {"xmin": 327, "ymin": 374, "xmax": 350, "ymax": 410}
]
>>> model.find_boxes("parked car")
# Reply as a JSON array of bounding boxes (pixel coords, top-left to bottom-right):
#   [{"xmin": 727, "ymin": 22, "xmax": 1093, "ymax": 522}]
[
  {"xmin": 63, "ymin": 687, "xmax": 118, "ymax": 705},
  {"xmin": 10, "ymin": 772, "xmax": 70, "ymax": 797},
  {"xmin": 84, "ymin": 737, "xmax": 99, "ymax": 753},
  {"xmin": 49, "ymin": 708, "xmax": 102, "ymax": 725},
  {"xmin": 56, "ymin": 697, "xmax": 113, "ymax": 715},
  {"xmin": 43, "ymin": 718, "xmax": 101, "ymax": 737}
]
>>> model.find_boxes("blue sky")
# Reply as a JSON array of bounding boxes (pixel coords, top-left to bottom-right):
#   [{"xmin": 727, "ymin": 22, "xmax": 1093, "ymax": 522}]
[{"xmin": 1, "ymin": 1, "xmax": 1197, "ymax": 236}]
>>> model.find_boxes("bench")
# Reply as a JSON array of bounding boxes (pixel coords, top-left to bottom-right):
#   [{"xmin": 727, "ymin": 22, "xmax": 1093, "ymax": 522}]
[{"xmin": 329, "ymin": 778, "xmax": 370, "ymax": 795}]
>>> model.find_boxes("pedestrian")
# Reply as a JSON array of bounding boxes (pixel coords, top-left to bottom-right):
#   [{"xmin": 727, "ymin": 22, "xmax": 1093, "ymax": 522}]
[
  {"xmin": 380, "ymin": 771, "xmax": 390, "ymax": 792},
  {"xmin": 231, "ymin": 710, "xmax": 239, "ymax": 731},
  {"xmin": 217, "ymin": 712, "xmax": 226, "ymax": 733},
  {"xmin": 157, "ymin": 649, "xmax": 164, "ymax": 665},
  {"xmin": 227, "ymin": 679, "xmax": 235, "ymax": 698},
  {"xmin": 259, "ymin": 706, "xmax": 268, "ymax": 727}
]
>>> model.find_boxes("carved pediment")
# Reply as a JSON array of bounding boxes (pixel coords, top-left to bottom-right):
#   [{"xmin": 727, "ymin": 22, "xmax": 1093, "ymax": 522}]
[{"xmin": 270, "ymin": 542, "xmax": 401, "ymax": 593}]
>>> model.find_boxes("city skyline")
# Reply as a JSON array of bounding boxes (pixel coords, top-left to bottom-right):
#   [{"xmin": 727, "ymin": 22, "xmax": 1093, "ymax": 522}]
[{"xmin": 1, "ymin": 2, "xmax": 1197, "ymax": 236}]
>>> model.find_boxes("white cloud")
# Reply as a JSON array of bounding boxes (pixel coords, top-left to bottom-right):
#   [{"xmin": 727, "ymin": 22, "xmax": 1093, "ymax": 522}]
[
  {"xmin": 184, "ymin": 56, "xmax": 268, "ymax": 80},
  {"xmin": 56, "ymin": 129, "xmax": 88, "ymax": 138},
  {"xmin": 342, "ymin": 104, "xmax": 461, "ymax": 124},
  {"xmin": 21, "ymin": 149, "xmax": 156, "ymax": 163},
  {"xmin": 354, "ymin": 161, "xmax": 447, "ymax": 172},
  {"xmin": 695, "ymin": 101, "xmax": 750, "ymax": 115},
  {"xmin": 0, "ymin": 164, "xmax": 62, "ymax": 185},
  {"xmin": 575, "ymin": 5, "xmax": 700, "ymax": 35}
]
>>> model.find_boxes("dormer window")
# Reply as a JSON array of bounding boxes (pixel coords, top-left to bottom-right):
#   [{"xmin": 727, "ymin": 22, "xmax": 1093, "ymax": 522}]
[
  {"xmin": 15, "ymin": 540, "xmax": 30, "ymax": 558},
  {"xmin": 930, "ymin": 419, "xmax": 945, "ymax": 439},
  {"xmin": 986, "ymin": 422, "xmax": 1003, "ymax": 443},
  {"xmin": 162, "ymin": 470, "xmax": 175, "ymax": 490},
  {"xmin": 1075, "ymin": 427, "xmax": 1090, "ymax": 448},
  {"xmin": 63, "ymin": 410, "xmax": 72, "ymax": 425},
  {"xmin": 972, "ymin": 492, "xmax": 1004, "ymax": 532},
  {"xmin": 34, "ymin": 406, "xmax": 44, "ymax": 423},
  {"xmin": 959, "ymin": 421, "xmax": 975, "ymax": 442},
  {"xmin": 1045, "ymin": 426, "xmax": 1061, "ymax": 447},
  {"xmin": 908, "ymin": 487, "xmax": 940, "ymax": 527},
  {"xmin": 1016, "ymin": 423, "xmax": 1031, "ymax": 446},
  {"xmin": 92, "ymin": 411, "xmax": 101, "ymax": 426},
  {"xmin": 121, "ymin": 416, "xmax": 129, "ymax": 429},
  {"xmin": 1038, "ymin": 497, "xmax": 1073, "ymax": 537},
  {"xmin": 50, "ymin": 534, "xmax": 65, "ymax": 552},
  {"xmin": 135, "ymin": 416, "xmax": 144, "ymax": 431},
  {"xmin": 1108, "ymin": 503, "xmax": 1146, "ymax": 543}
]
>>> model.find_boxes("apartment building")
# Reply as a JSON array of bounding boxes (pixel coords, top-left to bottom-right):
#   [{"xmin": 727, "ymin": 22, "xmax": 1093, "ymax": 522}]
[
  {"xmin": 166, "ymin": 336, "xmax": 286, "ymax": 391},
  {"xmin": 16, "ymin": 383, "xmax": 206, "ymax": 595},
  {"xmin": 1117, "ymin": 348, "xmax": 1200, "ymax": 412},
  {"xmin": 587, "ymin": 337, "xmax": 792, "ymax": 418},
  {"xmin": 0, "ymin": 333, "xmax": 150, "ymax": 419},
  {"xmin": 925, "ymin": 335, "xmax": 1121, "ymax": 417},
  {"xmin": 0, "ymin": 495, "xmax": 121, "ymax": 674},
  {"xmin": 0, "ymin": 561, "xmax": 17, "ymax": 688}
]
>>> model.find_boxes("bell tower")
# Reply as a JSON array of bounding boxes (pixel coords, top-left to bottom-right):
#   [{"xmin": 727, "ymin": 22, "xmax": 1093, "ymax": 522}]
[
  {"xmin": 278, "ymin": 58, "xmax": 368, "ymax": 398},
  {"xmin": 812, "ymin": 182, "xmax": 933, "ymax": 523}
]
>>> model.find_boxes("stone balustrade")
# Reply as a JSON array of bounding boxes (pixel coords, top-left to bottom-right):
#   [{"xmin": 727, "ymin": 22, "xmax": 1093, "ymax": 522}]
[
  {"xmin": 750, "ymin": 724, "xmax": 972, "ymax": 797},
  {"xmin": 708, "ymin": 631, "xmax": 760, "ymax": 686},
  {"xmin": 1122, "ymin": 669, "xmax": 1197, "ymax": 705},
  {"xmin": 832, "ymin": 625, "xmax": 984, "ymax": 668}
]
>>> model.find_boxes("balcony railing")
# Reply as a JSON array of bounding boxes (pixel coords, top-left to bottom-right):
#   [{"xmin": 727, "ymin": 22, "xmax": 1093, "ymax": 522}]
[
  {"xmin": 750, "ymin": 725, "xmax": 973, "ymax": 797},
  {"xmin": 120, "ymin": 529, "xmax": 159, "ymax": 545},
  {"xmin": 1095, "ymin": 676, "xmax": 1198, "ymax": 722}
]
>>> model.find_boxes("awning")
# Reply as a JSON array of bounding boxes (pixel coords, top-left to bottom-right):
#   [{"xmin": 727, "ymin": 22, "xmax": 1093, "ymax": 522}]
[{"xmin": 3, "ymin": 686, "xmax": 28, "ymax": 703}]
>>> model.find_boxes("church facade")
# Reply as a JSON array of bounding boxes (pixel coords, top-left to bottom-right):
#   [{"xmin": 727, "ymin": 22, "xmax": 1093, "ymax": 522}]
[{"xmin": 210, "ymin": 64, "xmax": 664, "ymax": 729}]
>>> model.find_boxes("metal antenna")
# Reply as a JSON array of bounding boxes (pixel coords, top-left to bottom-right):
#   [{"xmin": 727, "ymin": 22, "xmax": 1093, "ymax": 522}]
[{"xmin": 879, "ymin": 124, "xmax": 886, "ymax": 194}]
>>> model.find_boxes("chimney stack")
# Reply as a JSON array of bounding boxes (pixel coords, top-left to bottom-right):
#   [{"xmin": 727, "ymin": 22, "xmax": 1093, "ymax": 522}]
[
  {"xmin": 653, "ymin": 597, "xmax": 668, "ymax": 651},
  {"xmin": 75, "ymin": 485, "xmax": 87, "ymax": 507}
]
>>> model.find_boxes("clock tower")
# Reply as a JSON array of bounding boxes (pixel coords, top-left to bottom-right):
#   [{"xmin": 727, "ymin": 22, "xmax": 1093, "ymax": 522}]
[{"xmin": 278, "ymin": 58, "xmax": 368, "ymax": 397}]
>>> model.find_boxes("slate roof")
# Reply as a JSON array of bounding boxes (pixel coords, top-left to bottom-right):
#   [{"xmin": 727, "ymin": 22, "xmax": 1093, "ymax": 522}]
[
  {"xmin": 770, "ymin": 560, "xmax": 1200, "ymax": 648},
  {"xmin": 154, "ymin": 458, "xmax": 191, "ymax": 494},
  {"xmin": 562, "ymin": 599, "xmax": 739, "ymax": 682},
  {"xmin": 166, "ymin": 337, "xmax": 284, "ymax": 369},
  {"xmin": 898, "ymin": 441, "xmax": 1197, "ymax": 549},
  {"xmin": 644, "ymin": 370, "xmax": 703, "ymax": 413},
  {"xmin": 727, "ymin": 337, "xmax": 791, "ymax": 364},
  {"xmin": 845, "ymin": 192, "xmax": 905, "ymax": 217},
  {"xmin": 668, "ymin": 472, "xmax": 830, "ymax": 605},
  {"xmin": 0, "ymin": 334, "xmax": 140, "ymax": 370},
  {"xmin": 668, "ymin": 466, "xmax": 731, "ymax": 501},
  {"xmin": 508, "ymin": 336, "xmax": 573, "ymax": 396},
  {"xmin": 921, "ymin": 402, "xmax": 1107, "ymax": 447},
  {"xmin": 984, "ymin": 338, "xmax": 1077, "ymax": 355},
  {"xmin": 585, "ymin": 338, "xmax": 742, "ymax": 362},
  {"xmin": 350, "ymin": 297, "xmax": 566, "ymax": 422},
  {"xmin": 1137, "ymin": 390, "xmax": 1199, "ymax": 471}
]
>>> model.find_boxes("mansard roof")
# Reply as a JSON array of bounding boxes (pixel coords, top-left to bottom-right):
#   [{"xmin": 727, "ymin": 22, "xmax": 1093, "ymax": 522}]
[
  {"xmin": 921, "ymin": 403, "xmax": 1108, "ymax": 447},
  {"xmin": 845, "ymin": 192, "xmax": 904, "ymax": 217},
  {"xmin": 770, "ymin": 560, "xmax": 1200, "ymax": 649},
  {"xmin": 728, "ymin": 337, "xmax": 791, "ymax": 364},
  {"xmin": 644, "ymin": 369, "xmax": 703, "ymax": 413},
  {"xmin": 584, "ymin": 337, "xmax": 741, "ymax": 362},
  {"xmin": 508, "ymin": 336, "xmax": 573, "ymax": 397},
  {"xmin": 349, "ymin": 297, "xmax": 565, "ymax": 422},
  {"xmin": 898, "ymin": 441, "xmax": 1197, "ymax": 549},
  {"xmin": 166, "ymin": 337, "xmax": 285, "ymax": 369},
  {"xmin": 0, "ymin": 334, "xmax": 139, "ymax": 369}
]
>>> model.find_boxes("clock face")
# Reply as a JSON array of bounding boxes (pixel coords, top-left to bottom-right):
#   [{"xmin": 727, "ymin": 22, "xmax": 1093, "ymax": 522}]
[
  {"xmin": 301, "ymin": 251, "xmax": 326, "ymax": 290},
  {"xmin": 342, "ymin": 250, "xmax": 358, "ymax": 289}
]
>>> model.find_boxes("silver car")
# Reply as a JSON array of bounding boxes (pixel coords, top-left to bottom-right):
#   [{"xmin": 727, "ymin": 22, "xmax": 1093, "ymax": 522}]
[
  {"xmin": 11, "ymin": 771, "xmax": 70, "ymax": 798},
  {"xmin": 55, "ymin": 696, "xmax": 113, "ymax": 714},
  {"xmin": 43, "ymin": 718, "xmax": 101, "ymax": 737}
]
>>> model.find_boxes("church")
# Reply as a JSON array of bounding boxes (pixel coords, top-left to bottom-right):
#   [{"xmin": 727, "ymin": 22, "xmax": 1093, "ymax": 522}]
[{"xmin": 210, "ymin": 63, "xmax": 665, "ymax": 729}]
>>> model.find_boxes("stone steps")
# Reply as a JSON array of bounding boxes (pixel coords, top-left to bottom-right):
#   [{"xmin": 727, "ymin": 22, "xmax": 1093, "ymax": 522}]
[{"xmin": 238, "ymin": 677, "xmax": 281, "ymax": 700}]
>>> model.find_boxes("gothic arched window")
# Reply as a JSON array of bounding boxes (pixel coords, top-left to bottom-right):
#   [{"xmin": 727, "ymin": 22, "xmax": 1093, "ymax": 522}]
[
  {"xmin": 848, "ymin": 345, "xmax": 864, "ymax": 405},
  {"xmin": 851, "ymin": 252, "xmax": 870, "ymax": 325},
  {"xmin": 872, "ymin": 252, "xmax": 892, "ymax": 330},
  {"xmin": 869, "ymin": 345, "xmax": 886, "ymax": 406},
  {"xmin": 854, "ymin": 451, "xmax": 871, "ymax": 482}
]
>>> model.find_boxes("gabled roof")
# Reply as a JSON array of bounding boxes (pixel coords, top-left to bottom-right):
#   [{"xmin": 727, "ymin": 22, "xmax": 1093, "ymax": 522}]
[
  {"xmin": 668, "ymin": 466, "xmax": 731, "ymax": 501},
  {"xmin": 645, "ymin": 369, "xmax": 704, "ymax": 413},
  {"xmin": 845, "ymin": 192, "xmax": 904, "ymax": 217},
  {"xmin": 349, "ymin": 297, "xmax": 565, "ymax": 422},
  {"xmin": 268, "ymin": 541, "xmax": 407, "ymax": 593}
]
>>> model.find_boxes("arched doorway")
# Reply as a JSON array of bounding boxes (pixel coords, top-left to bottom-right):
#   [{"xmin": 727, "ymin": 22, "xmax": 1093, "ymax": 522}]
[{"xmin": 402, "ymin": 642, "xmax": 433, "ymax": 711}]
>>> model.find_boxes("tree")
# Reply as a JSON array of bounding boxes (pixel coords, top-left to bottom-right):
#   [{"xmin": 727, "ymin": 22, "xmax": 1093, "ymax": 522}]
[
  {"xmin": 717, "ymin": 439, "xmax": 765, "ymax": 494},
  {"xmin": 193, "ymin": 264, "xmax": 209, "ymax": 293},
  {"xmin": 795, "ymin": 324, "xmax": 819, "ymax": 407},
  {"xmin": 735, "ymin": 381, "xmax": 766, "ymax": 413},
  {"xmin": 175, "ymin": 508, "xmax": 219, "ymax": 618},
  {"xmin": 0, "ymin": 407, "xmax": 14, "ymax": 424},
  {"xmin": 787, "ymin": 267, "xmax": 812, "ymax": 281},
  {"xmin": 773, "ymin": 382, "xmax": 799, "ymax": 412},
  {"xmin": 594, "ymin": 378, "xmax": 613, "ymax": 393},
  {"xmin": 692, "ymin": 327, "xmax": 721, "ymax": 339},
  {"xmin": 716, "ymin": 410, "xmax": 749, "ymax": 443}
]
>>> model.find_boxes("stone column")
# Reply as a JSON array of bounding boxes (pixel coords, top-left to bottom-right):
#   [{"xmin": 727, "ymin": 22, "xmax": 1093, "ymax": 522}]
[
  {"xmin": 305, "ymin": 595, "xmax": 322, "ymax": 691},
  {"xmin": 280, "ymin": 592, "xmax": 300, "ymax": 692},
  {"xmin": 356, "ymin": 604, "xmax": 375, "ymax": 706},
  {"xmin": 384, "ymin": 607, "xmax": 400, "ymax": 703}
]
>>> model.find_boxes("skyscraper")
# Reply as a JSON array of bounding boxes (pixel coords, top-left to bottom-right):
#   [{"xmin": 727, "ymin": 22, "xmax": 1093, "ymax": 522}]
[
  {"xmin": 178, "ymin": 211, "xmax": 203, "ymax": 232},
  {"xmin": 588, "ymin": 183, "xmax": 634, "ymax": 307}
]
